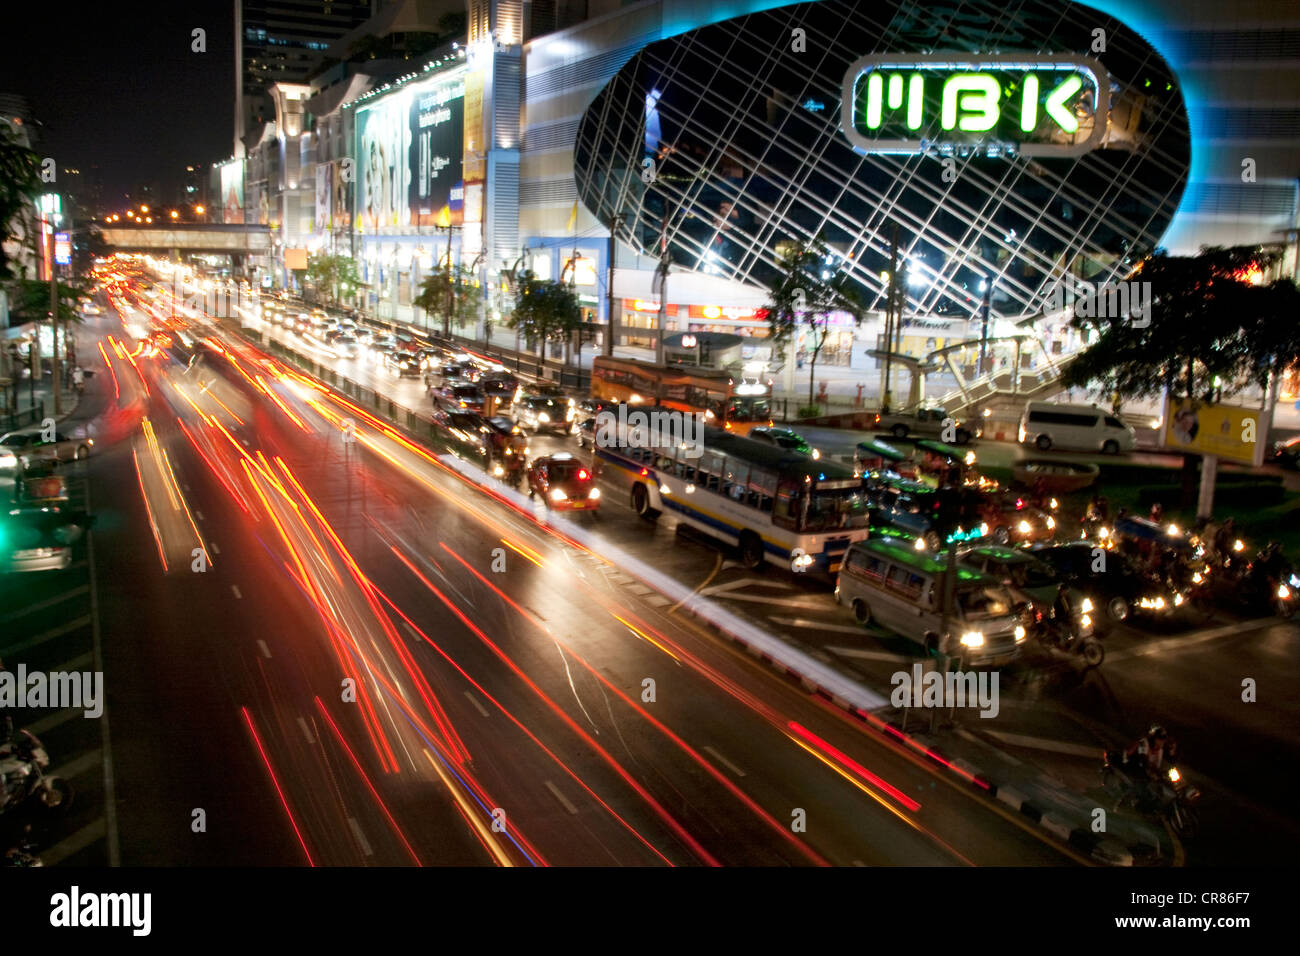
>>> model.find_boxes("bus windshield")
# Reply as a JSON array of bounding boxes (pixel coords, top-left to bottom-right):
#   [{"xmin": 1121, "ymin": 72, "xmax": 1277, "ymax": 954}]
[{"xmin": 801, "ymin": 485, "xmax": 870, "ymax": 532}]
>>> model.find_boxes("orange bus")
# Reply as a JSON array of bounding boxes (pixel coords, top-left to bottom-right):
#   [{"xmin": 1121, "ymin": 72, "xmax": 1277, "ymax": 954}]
[{"xmin": 590, "ymin": 356, "xmax": 772, "ymax": 435}]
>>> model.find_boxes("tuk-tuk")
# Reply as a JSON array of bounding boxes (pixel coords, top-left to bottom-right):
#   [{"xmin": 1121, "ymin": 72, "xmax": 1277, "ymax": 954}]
[
  {"xmin": 914, "ymin": 439, "xmax": 977, "ymax": 487},
  {"xmin": 1112, "ymin": 514, "xmax": 1206, "ymax": 589},
  {"xmin": 854, "ymin": 438, "xmax": 913, "ymax": 478}
]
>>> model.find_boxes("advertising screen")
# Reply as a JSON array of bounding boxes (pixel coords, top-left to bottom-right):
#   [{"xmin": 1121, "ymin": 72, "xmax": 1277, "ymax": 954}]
[
  {"xmin": 356, "ymin": 69, "xmax": 465, "ymax": 234},
  {"xmin": 220, "ymin": 161, "xmax": 245, "ymax": 224},
  {"xmin": 1164, "ymin": 398, "xmax": 1264, "ymax": 466}
]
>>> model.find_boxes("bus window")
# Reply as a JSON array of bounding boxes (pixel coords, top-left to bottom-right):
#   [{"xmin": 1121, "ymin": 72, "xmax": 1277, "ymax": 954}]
[{"xmin": 773, "ymin": 478, "xmax": 801, "ymax": 530}]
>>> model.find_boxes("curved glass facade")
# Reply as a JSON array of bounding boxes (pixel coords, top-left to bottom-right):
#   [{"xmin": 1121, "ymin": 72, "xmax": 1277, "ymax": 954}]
[{"xmin": 574, "ymin": 0, "xmax": 1190, "ymax": 321}]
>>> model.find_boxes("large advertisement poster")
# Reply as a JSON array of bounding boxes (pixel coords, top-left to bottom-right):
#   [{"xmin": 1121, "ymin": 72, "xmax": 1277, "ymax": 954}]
[
  {"xmin": 220, "ymin": 161, "xmax": 244, "ymax": 224},
  {"xmin": 315, "ymin": 162, "xmax": 331, "ymax": 233},
  {"xmin": 332, "ymin": 162, "xmax": 349, "ymax": 230},
  {"xmin": 356, "ymin": 69, "xmax": 465, "ymax": 234},
  {"xmin": 409, "ymin": 79, "xmax": 464, "ymax": 225},
  {"xmin": 1164, "ymin": 398, "xmax": 1264, "ymax": 466}
]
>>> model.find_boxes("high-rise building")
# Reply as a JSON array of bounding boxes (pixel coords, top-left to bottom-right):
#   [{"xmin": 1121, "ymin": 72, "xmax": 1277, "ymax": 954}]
[{"xmin": 235, "ymin": 1, "xmax": 377, "ymax": 157}]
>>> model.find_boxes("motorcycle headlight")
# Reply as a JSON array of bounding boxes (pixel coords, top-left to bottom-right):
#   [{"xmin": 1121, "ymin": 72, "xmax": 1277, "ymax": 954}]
[
  {"xmin": 1192, "ymin": 572, "xmax": 1203, "ymax": 584},
  {"xmin": 1233, "ymin": 539, "xmax": 1244, "ymax": 552},
  {"xmin": 1168, "ymin": 767, "xmax": 1181, "ymax": 783},
  {"xmin": 812, "ymin": 448, "xmax": 821, "ymax": 459},
  {"xmin": 1017, "ymin": 520, "xmax": 1032, "ymax": 534},
  {"xmin": 550, "ymin": 488, "xmax": 567, "ymax": 502},
  {"xmin": 1080, "ymin": 613, "xmax": 1092, "ymax": 629},
  {"xmin": 1278, "ymin": 584, "xmax": 1290, "ymax": 599},
  {"xmin": 960, "ymin": 631, "xmax": 985, "ymax": 648},
  {"xmin": 538, "ymin": 412, "xmax": 550, "ymax": 423},
  {"xmin": 1014, "ymin": 625, "xmax": 1026, "ymax": 642},
  {"xmin": 492, "ymin": 464, "xmax": 504, "ymax": 476},
  {"xmin": 1174, "ymin": 592, "xmax": 1185, "ymax": 606},
  {"xmin": 1080, "ymin": 597, "xmax": 1094, "ymax": 614},
  {"xmin": 1049, "ymin": 498, "xmax": 1059, "ymax": 510},
  {"xmin": 1046, "ymin": 516, "xmax": 1056, "ymax": 530}
]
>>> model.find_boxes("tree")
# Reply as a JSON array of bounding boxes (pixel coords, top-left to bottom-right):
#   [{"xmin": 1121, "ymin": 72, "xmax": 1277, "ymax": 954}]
[
  {"xmin": 506, "ymin": 270, "xmax": 581, "ymax": 362},
  {"xmin": 1061, "ymin": 246, "xmax": 1300, "ymax": 506},
  {"xmin": 762, "ymin": 235, "xmax": 866, "ymax": 408},
  {"xmin": 415, "ymin": 261, "xmax": 479, "ymax": 337},
  {"xmin": 305, "ymin": 253, "xmax": 363, "ymax": 308},
  {"xmin": 0, "ymin": 125, "xmax": 42, "ymax": 281},
  {"xmin": 4, "ymin": 276, "xmax": 90, "ymax": 327}
]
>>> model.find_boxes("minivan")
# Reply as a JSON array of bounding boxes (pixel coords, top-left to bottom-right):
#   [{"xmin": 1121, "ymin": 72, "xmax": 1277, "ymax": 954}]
[
  {"xmin": 1018, "ymin": 402, "xmax": 1135, "ymax": 453},
  {"xmin": 835, "ymin": 537, "xmax": 1026, "ymax": 665}
]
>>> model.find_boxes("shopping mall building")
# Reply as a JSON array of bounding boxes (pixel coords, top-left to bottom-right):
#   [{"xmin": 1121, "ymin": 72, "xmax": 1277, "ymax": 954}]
[{"xmin": 217, "ymin": 0, "xmax": 1299, "ymax": 371}]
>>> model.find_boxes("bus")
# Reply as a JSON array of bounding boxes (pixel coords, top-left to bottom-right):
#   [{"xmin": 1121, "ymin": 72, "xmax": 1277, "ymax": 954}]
[
  {"xmin": 590, "ymin": 356, "xmax": 772, "ymax": 436},
  {"xmin": 592, "ymin": 422, "xmax": 868, "ymax": 573}
]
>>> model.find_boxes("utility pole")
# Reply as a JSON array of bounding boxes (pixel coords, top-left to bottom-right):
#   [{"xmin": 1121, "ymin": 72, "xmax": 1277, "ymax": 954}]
[
  {"xmin": 44, "ymin": 211, "xmax": 61, "ymax": 415},
  {"xmin": 605, "ymin": 210, "xmax": 623, "ymax": 358},
  {"xmin": 978, "ymin": 277, "xmax": 991, "ymax": 375},
  {"xmin": 881, "ymin": 224, "xmax": 898, "ymax": 413},
  {"xmin": 655, "ymin": 204, "xmax": 671, "ymax": 366}
]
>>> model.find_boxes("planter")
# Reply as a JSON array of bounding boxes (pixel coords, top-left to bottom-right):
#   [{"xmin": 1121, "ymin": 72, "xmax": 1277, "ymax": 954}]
[{"xmin": 1011, "ymin": 458, "xmax": 1100, "ymax": 493}]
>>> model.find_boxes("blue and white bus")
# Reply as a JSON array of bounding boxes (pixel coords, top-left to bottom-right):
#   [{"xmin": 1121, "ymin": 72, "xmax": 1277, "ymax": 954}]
[{"xmin": 593, "ymin": 421, "xmax": 868, "ymax": 573}]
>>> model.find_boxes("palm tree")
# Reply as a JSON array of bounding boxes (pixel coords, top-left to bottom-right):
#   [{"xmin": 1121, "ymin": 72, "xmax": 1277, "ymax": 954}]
[{"xmin": 0, "ymin": 125, "xmax": 42, "ymax": 281}]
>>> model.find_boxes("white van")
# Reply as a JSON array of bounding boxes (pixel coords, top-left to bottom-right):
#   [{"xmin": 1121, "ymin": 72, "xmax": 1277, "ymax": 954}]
[{"xmin": 1018, "ymin": 402, "xmax": 1135, "ymax": 453}]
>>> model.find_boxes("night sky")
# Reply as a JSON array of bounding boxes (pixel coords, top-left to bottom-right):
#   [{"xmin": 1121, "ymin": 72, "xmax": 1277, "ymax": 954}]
[{"xmin": 0, "ymin": 0, "xmax": 233, "ymax": 210}]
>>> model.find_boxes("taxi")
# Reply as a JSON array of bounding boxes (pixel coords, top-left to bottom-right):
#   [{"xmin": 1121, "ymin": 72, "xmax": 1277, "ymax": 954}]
[{"xmin": 526, "ymin": 453, "xmax": 601, "ymax": 511}]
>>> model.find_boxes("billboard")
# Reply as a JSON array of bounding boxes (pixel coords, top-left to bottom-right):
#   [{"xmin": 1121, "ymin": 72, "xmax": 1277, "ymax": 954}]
[
  {"xmin": 315, "ymin": 163, "xmax": 331, "ymax": 233},
  {"xmin": 1164, "ymin": 398, "xmax": 1264, "ymax": 466},
  {"xmin": 356, "ymin": 69, "xmax": 465, "ymax": 234},
  {"xmin": 220, "ymin": 161, "xmax": 244, "ymax": 224}
]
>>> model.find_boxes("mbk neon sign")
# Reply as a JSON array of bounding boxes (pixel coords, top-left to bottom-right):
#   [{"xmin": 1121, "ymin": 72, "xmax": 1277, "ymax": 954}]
[{"xmin": 842, "ymin": 53, "xmax": 1108, "ymax": 158}]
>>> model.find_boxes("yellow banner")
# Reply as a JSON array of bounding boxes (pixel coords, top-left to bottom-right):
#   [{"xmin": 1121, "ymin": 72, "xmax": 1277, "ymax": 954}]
[{"xmin": 1163, "ymin": 398, "xmax": 1264, "ymax": 465}]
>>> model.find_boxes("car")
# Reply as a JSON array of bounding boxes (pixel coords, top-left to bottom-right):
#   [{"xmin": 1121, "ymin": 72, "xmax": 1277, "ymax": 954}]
[
  {"xmin": 749, "ymin": 425, "xmax": 819, "ymax": 459},
  {"xmin": 1273, "ymin": 435, "xmax": 1300, "ymax": 469},
  {"xmin": 976, "ymin": 492, "xmax": 1057, "ymax": 545},
  {"xmin": 874, "ymin": 406, "xmax": 975, "ymax": 443},
  {"xmin": 433, "ymin": 381, "xmax": 485, "ymax": 412},
  {"xmin": 957, "ymin": 544, "xmax": 1096, "ymax": 633},
  {"xmin": 1029, "ymin": 541, "xmax": 1182, "ymax": 624},
  {"xmin": 867, "ymin": 480, "xmax": 945, "ymax": 550},
  {"xmin": 0, "ymin": 513, "xmax": 73, "ymax": 572},
  {"xmin": 527, "ymin": 453, "xmax": 601, "ymax": 511},
  {"xmin": 385, "ymin": 352, "xmax": 423, "ymax": 378},
  {"xmin": 513, "ymin": 394, "xmax": 573, "ymax": 434},
  {"xmin": 0, "ymin": 430, "xmax": 94, "ymax": 466},
  {"xmin": 429, "ymin": 408, "xmax": 491, "ymax": 462},
  {"xmin": 333, "ymin": 335, "xmax": 360, "ymax": 359}
]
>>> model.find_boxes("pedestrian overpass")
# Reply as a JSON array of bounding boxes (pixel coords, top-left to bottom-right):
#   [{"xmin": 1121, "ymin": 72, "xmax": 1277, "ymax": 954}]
[{"xmin": 99, "ymin": 223, "xmax": 273, "ymax": 256}]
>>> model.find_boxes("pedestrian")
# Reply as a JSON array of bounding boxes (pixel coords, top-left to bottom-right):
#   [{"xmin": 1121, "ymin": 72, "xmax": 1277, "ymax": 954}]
[{"xmin": 72, "ymin": 366, "xmax": 84, "ymax": 393}]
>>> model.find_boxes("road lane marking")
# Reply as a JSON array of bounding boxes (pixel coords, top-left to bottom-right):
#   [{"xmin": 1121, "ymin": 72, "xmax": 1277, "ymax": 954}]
[
  {"xmin": 297, "ymin": 716, "xmax": 315, "ymax": 744},
  {"xmin": 1105, "ymin": 619, "xmax": 1272, "ymax": 662},
  {"xmin": 702, "ymin": 745, "xmax": 747, "ymax": 778},
  {"xmin": 980, "ymin": 729, "xmax": 1103, "ymax": 758},
  {"xmin": 544, "ymin": 780, "xmax": 579, "ymax": 815},
  {"xmin": 50, "ymin": 749, "xmax": 104, "ymax": 782},
  {"xmin": 701, "ymin": 591, "xmax": 829, "ymax": 609},
  {"xmin": 231, "ymin": 585, "xmax": 243, "ymax": 599},
  {"xmin": 772, "ymin": 615, "xmax": 874, "ymax": 636},
  {"xmin": 825, "ymin": 644, "xmax": 914, "ymax": 663},
  {"xmin": 26, "ymin": 707, "xmax": 85, "ymax": 736},
  {"xmin": 196, "ymin": 509, "xmax": 205, "ymax": 520},
  {"xmin": 0, "ymin": 584, "xmax": 90, "ymax": 624},
  {"xmin": 40, "ymin": 817, "xmax": 107, "ymax": 867},
  {"xmin": 463, "ymin": 691, "xmax": 490, "ymax": 717},
  {"xmin": 210, "ymin": 540, "xmax": 221, "ymax": 554},
  {"xmin": 0, "ymin": 615, "xmax": 92, "ymax": 657},
  {"xmin": 347, "ymin": 817, "xmax": 374, "ymax": 857},
  {"xmin": 257, "ymin": 640, "xmax": 272, "ymax": 658},
  {"xmin": 702, "ymin": 577, "xmax": 795, "ymax": 595}
]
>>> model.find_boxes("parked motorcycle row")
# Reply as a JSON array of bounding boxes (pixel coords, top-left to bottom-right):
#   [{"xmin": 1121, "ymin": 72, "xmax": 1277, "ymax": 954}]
[{"xmin": 0, "ymin": 724, "xmax": 73, "ymax": 867}]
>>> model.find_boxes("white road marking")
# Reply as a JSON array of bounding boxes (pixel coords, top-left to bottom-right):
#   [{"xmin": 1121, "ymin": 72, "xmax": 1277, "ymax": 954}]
[
  {"xmin": 772, "ymin": 615, "xmax": 872, "ymax": 636},
  {"xmin": 40, "ymin": 817, "xmax": 107, "ymax": 867},
  {"xmin": 297, "ymin": 716, "xmax": 315, "ymax": 744},
  {"xmin": 231, "ymin": 584, "xmax": 243, "ymax": 599},
  {"xmin": 825, "ymin": 645, "xmax": 914, "ymax": 663},
  {"xmin": 210, "ymin": 540, "xmax": 221, "ymax": 554},
  {"xmin": 1105, "ymin": 619, "xmax": 1272, "ymax": 662},
  {"xmin": 702, "ymin": 577, "xmax": 795, "ymax": 595},
  {"xmin": 980, "ymin": 729, "xmax": 1103, "ymax": 758},
  {"xmin": 702, "ymin": 591, "xmax": 829, "ymax": 609},
  {"xmin": 257, "ymin": 640, "xmax": 272, "ymax": 658},
  {"xmin": 1, "ymin": 615, "xmax": 92, "ymax": 656},
  {"xmin": 347, "ymin": 817, "xmax": 374, "ymax": 856},
  {"xmin": 0, "ymin": 584, "xmax": 90, "ymax": 624},
  {"xmin": 544, "ymin": 780, "xmax": 580, "ymax": 815},
  {"xmin": 702, "ymin": 745, "xmax": 747, "ymax": 778},
  {"xmin": 463, "ymin": 691, "xmax": 490, "ymax": 717},
  {"xmin": 195, "ymin": 509, "xmax": 205, "ymax": 521}
]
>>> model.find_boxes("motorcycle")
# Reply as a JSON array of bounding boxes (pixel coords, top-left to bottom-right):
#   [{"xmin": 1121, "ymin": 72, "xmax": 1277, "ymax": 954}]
[
  {"xmin": 1101, "ymin": 750, "xmax": 1201, "ymax": 839},
  {"xmin": 2, "ymin": 826, "xmax": 43, "ymax": 867},
  {"xmin": 0, "ymin": 729, "xmax": 73, "ymax": 817},
  {"xmin": 1020, "ymin": 603, "xmax": 1105, "ymax": 667}
]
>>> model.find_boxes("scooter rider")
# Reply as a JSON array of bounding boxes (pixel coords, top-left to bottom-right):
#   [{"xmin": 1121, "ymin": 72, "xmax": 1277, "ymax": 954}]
[{"xmin": 1124, "ymin": 724, "xmax": 1178, "ymax": 803}]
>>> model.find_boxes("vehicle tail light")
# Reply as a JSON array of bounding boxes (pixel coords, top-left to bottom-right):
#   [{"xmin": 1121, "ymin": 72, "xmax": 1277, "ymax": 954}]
[{"xmin": 578, "ymin": 469, "xmax": 588, "ymax": 480}]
